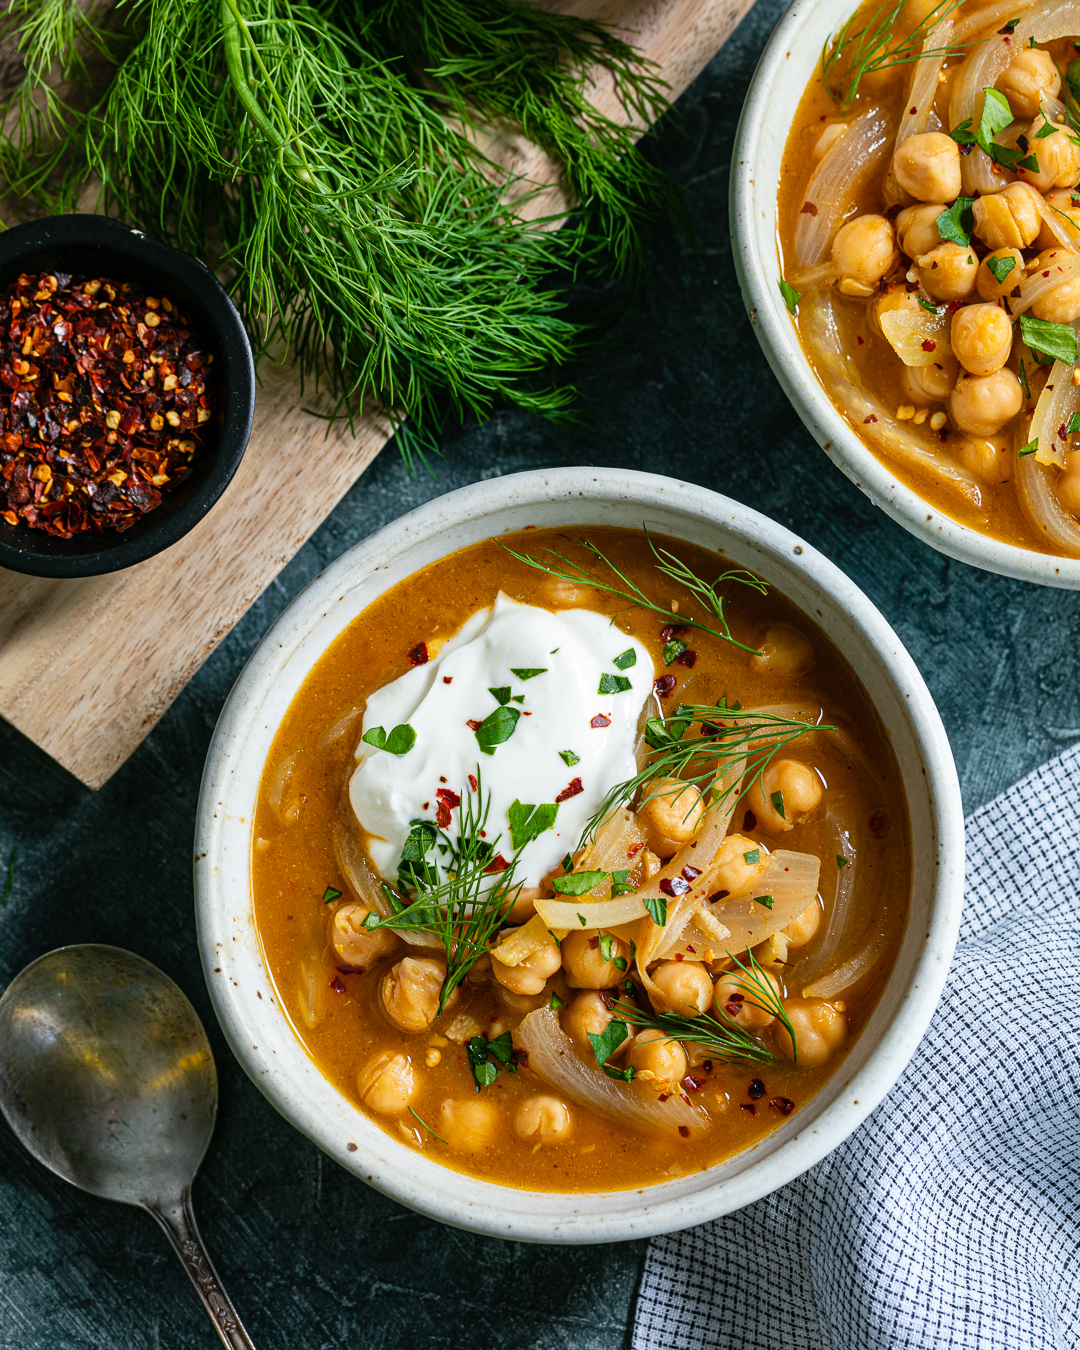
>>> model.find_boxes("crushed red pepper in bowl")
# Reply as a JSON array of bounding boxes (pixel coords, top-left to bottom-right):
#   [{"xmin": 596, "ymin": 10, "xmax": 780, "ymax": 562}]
[{"xmin": 0, "ymin": 270, "xmax": 216, "ymax": 537}]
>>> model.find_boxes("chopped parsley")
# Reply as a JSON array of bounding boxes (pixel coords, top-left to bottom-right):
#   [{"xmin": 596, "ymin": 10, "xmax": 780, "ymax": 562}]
[
  {"xmin": 743, "ymin": 848, "xmax": 761, "ymax": 866},
  {"xmin": 508, "ymin": 799, "xmax": 558, "ymax": 850},
  {"xmin": 612, "ymin": 648, "xmax": 637, "ymax": 670},
  {"xmin": 610, "ymin": 869, "xmax": 634, "ymax": 897},
  {"xmin": 1069, "ymin": 412, "xmax": 1080, "ymax": 435},
  {"xmin": 549, "ymin": 991, "xmax": 565, "ymax": 1011},
  {"xmin": 562, "ymin": 853, "xmax": 573, "ymax": 873},
  {"xmin": 466, "ymin": 1032, "xmax": 516, "ymax": 1092},
  {"xmin": 985, "ymin": 254, "xmax": 1016, "ymax": 285},
  {"xmin": 951, "ymin": 88, "xmax": 1036, "ymax": 171},
  {"xmin": 917, "ymin": 295, "xmax": 940, "ymax": 313},
  {"xmin": 553, "ymin": 869, "xmax": 611, "ymax": 896},
  {"xmin": 598, "ymin": 673, "xmax": 633, "ymax": 694},
  {"xmin": 755, "ymin": 894, "xmax": 775, "ymax": 910},
  {"xmin": 474, "ymin": 705, "xmax": 520, "ymax": 755},
  {"xmin": 770, "ymin": 789, "xmax": 786, "ymax": 820},
  {"xmin": 643, "ymin": 894, "xmax": 668, "ymax": 927},
  {"xmin": 1020, "ymin": 313, "xmax": 1078, "ymax": 365},
  {"xmin": 559, "ymin": 749, "xmax": 580, "ymax": 767},
  {"xmin": 510, "ymin": 667, "xmax": 547, "ymax": 680},
  {"xmin": 779, "ymin": 277, "xmax": 801, "ymax": 315},
  {"xmin": 361, "ymin": 722, "xmax": 416, "ymax": 756},
  {"xmin": 663, "ymin": 637, "xmax": 688, "ymax": 665},
  {"xmin": 934, "ymin": 197, "xmax": 974, "ymax": 248},
  {"xmin": 598, "ymin": 932, "xmax": 615, "ymax": 962},
  {"xmin": 1018, "ymin": 438, "xmax": 1040, "ymax": 457},
  {"xmin": 488, "ymin": 685, "xmax": 513, "ymax": 705},
  {"xmin": 837, "ymin": 855, "xmax": 850, "ymax": 869},
  {"xmin": 322, "ymin": 885, "xmax": 342, "ymax": 904},
  {"xmin": 588, "ymin": 1018, "xmax": 629, "ymax": 1068}
]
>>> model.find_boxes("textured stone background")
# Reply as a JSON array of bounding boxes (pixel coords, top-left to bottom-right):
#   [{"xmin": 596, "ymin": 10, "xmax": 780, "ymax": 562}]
[{"xmin": 2, "ymin": 1, "xmax": 1079, "ymax": 1345}]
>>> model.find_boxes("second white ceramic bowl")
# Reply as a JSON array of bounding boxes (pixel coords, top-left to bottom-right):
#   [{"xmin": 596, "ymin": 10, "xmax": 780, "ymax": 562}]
[
  {"xmin": 195, "ymin": 467, "xmax": 963, "ymax": 1243},
  {"xmin": 730, "ymin": 0, "xmax": 1080, "ymax": 589}
]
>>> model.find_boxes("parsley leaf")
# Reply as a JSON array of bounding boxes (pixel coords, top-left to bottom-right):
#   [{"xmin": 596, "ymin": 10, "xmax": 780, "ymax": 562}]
[
  {"xmin": 466, "ymin": 1036, "xmax": 500, "ymax": 1092},
  {"xmin": 743, "ymin": 849, "xmax": 761, "ymax": 866},
  {"xmin": 488, "ymin": 686, "xmax": 512, "ymax": 705},
  {"xmin": 756, "ymin": 894, "xmax": 775, "ymax": 910},
  {"xmin": 588, "ymin": 1018, "xmax": 629, "ymax": 1067},
  {"xmin": 986, "ymin": 254, "xmax": 1016, "ymax": 285},
  {"xmin": 779, "ymin": 277, "xmax": 801, "ymax": 315},
  {"xmin": 603, "ymin": 1063, "xmax": 637, "ymax": 1082},
  {"xmin": 837, "ymin": 855, "xmax": 850, "ymax": 869},
  {"xmin": 510, "ymin": 667, "xmax": 547, "ymax": 680},
  {"xmin": 323, "ymin": 886, "xmax": 342, "ymax": 903},
  {"xmin": 613, "ymin": 648, "xmax": 637, "ymax": 670},
  {"xmin": 1020, "ymin": 313, "xmax": 1079, "ymax": 365},
  {"xmin": 598, "ymin": 932, "xmax": 615, "ymax": 961},
  {"xmin": 935, "ymin": 196, "xmax": 975, "ymax": 248},
  {"xmin": 549, "ymin": 991, "xmax": 565, "ymax": 1010},
  {"xmin": 770, "ymin": 789, "xmax": 786, "ymax": 820},
  {"xmin": 553, "ymin": 869, "xmax": 608, "ymax": 896},
  {"xmin": 559, "ymin": 749, "xmax": 580, "ymax": 767},
  {"xmin": 508, "ymin": 799, "xmax": 558, "ymax": 851},
  {"xmin": 362, "ymin": 723, "xmax": 416, "ymax": 756},
  {"xmin": 1069, "ymin": 412, "xmax": 1080, "ymax": 434},
  {"xmin": 917, "ymin": 295, "xmax": 940, "ymax": 313},
  {"xmin": 643, "ymin": 894, "xmax": 668, "ymax": 927},
  {"xmin": 398, "ymin": 819, "xmax": 438, "ymax": 892},
  {"xmin": 1018, "ymin": 438, "xmax": 1040, "ymax": 457},
  {"xmin": 598, "ymin": 673, "xmax": 632, "ymax": 694},
  {"xmin": 474, "ymin": 705, "xmax": 520, "ymax": 755},
  {"xmin": 952, "ymin": 87, "xmax": 1032, "ymax": 170},
  {"xmin": 487, "ymin": 1031, "xmax": 516, "ymax": 1069},
  {"xmin": 610, "ymin": 869, "xmax": 634, "ymax": 897},
  {"xmin": 663, "ymin": 638, "xmax": 688, "ymax": 665}
]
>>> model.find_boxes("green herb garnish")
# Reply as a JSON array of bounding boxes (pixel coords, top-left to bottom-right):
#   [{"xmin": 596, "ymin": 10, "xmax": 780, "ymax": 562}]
[
  {"xmin": 935, "ymin": 197, "xmax": 975, "ymax": 248},
  {"xmin": 663, "ymin": 637, "xmax": 688, "ymax": 665},
  {"xmin": 559, "ymin": 749, "xmax": 581, "ymax": 767},
  {"xmin": 474, "ymin": 705, "xmax": 521, "ymax": 755},
  {"xmin": 822, "ymin": 0, "xmax": 967, "ymax": 109},
  {"xmin": 588, "ymin": 1019, "xmax": 629, "ymax": 1068},
  {"xmin": 362, "ymin": 723, "xmax": 417, "ymax": 756},
  {"xmin": 779, "ymin": 277, "xmax": 802, "ymax": 314},
  {"xmin": 510, "ymin": 668, "xmax": 547, "ymax": 680},
  {"xmin": 323, "ymin": 886, "xmax": 343, "ymax": 904},
  {"xmin": 507, "ymin": 799, "xmax": 558, "ymax": 851},
  {"xmin": 986, "ymin": 254, "xmax": 1016, "ymax": 285},
  {"xmin": 1068, "ymin": 413, "xmax": 1080, "ymax": 434},
  {"xmin": 553, "ymin": 869, "xmax": 609, "ymax": 896},
  {"xmin": 643, "ymin": 894, "xmax": 668, "ymax": 927},
  {"xmin": 952, "ymin": 88, "xmax": 1041, "ymax": 171},
  {"xmin": 488, "ymin": 686, "xmax": 513, "ymax": 705},
  {"xmin": 598, "ymin": 672, "xmax": 633, "ymax": 694},
  {"xmin": 407, "ymin": 1106, "xmax": 449, "ymax": 1144},
  {"xmin": 837, "ymin": 855, "xmax": 850, "ymax": 869},
  {"xmin": 612, "ymin": 648, "xmax": 637, "ymax": 670},
  {"xmin": 756, "ymin": 894, "xmax": 775, "ymax": 910},
  {"xmin": 743, "ymin": 849, "xmax": 761, "ymax": 866},
  {"xmin": 1018, "ymin": 439, "xmax": 1040, "ymax": 457},
  {"xmin": 917, "ymin": 295, "xmax": 941, "ymax": 313},
  {"xmin": 770, "ymin": 789, "xmax": 786, "ymax": 820},
  {"xmin": 1020, "ymin": 314, "xmax": 1079, "ymax": 365}
]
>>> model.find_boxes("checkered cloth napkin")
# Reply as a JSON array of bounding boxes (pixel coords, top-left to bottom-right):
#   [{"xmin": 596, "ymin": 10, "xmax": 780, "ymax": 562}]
[{"xmin": 632, "ymin": 744, "xmax": 1080, "ymax": 1350}]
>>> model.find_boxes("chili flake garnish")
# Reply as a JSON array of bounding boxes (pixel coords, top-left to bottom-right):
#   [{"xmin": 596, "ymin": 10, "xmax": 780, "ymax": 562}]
[
  {"xmin": 0, "ymin": 271, "xmax": 215, "ymax": 536},
  {"xmin": 654, "ymin": 674, "xmax": 676, "ymax": 698},
  {"xmin": 555, "ymin": 777, "xmax": 583, "ymax": 803}
]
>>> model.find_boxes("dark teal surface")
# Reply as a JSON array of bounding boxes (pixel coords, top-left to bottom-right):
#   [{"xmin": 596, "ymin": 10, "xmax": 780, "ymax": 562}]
[{"xmin": 2, "ymin": 2, "xmax": 1080, "ymax": 1345}]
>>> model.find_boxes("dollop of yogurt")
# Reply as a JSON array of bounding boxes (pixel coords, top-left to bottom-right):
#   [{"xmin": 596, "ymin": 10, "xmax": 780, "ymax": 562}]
[{"xmin": 349, "ymin": 594, "xmax": 653, "ymax": 888}]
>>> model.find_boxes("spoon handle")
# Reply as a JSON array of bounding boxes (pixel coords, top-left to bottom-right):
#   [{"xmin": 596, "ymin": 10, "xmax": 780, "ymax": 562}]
[{"xmin": 148, "ymin": 1189, "xmax": 257, "ymax": 1349}]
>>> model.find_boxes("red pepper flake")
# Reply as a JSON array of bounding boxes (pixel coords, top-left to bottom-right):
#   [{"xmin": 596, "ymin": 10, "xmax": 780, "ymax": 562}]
[
  {"xmin": 654, "ymin": 674, "xmax": 677, "ymax": 698},
  {"xmin": 682, "ymin": 865, "xmax": 701, "ymax": 881},
  {"xmin": 947, "ymin": 299, "xmax": 965, "ymax": 313},
  {"xmin": 686, "ymin": 944, "xmax": 697, "ymax": 953},
  {"xmin": 512, "ymin": 1049, "xmax": 529, "ymax": 1068},
  {"xmin": 678, "ymin": 1125, "xmax": 691, "ymax": 1138},
  {"xmin": 627, "ymin": 840, "xmax": 645, "ymax": 858},
  {"xmin": 1059, "ymin": 424, "xmax": 1069, "ymax": 441},
  {"xmin": 740, "ymin": 1103, "xmax": 756, "ymax": 1114},
  {"xmin": 676, "ymin": 649, "xmax": 697, "ymax": 668},
  {"xmin": 591, "ymin": 713, "xmax": 611, "ymax": 728},
  {"xmin": 681, "ymin": 1075, "xmax": 706, "ymax": 1094},
  {"xmin": 466, "ymin": 719, "xmax": 482, "ymax": 731},
  {"xmin": 660, "ymin": 624, "xmax": 687, "ymax": 642},
  {"xmin": 921, "ymin": 339, "xmax": 936, "ymax": 352},
  {"xmin": 725, "ymin": 993, "xmax": 745, "ymax": 1018},
  {"xmin": 869, "ymin": 810, "xmax": 888, "ymax": 837},
  {"xmin": 483, "ymin": 853, "xmax": 510, "ymax": 874},
  {"xmin": 435, "ymin": 799, "xmax": 452, "ymax": 828},
  {"xmin": 659, "ymin": 876, "xmax": 690, "ymax": 897},
  {"xmin": 709, "ymin": 889, "xmax": 730, "ymax": 903},
  {"xmin": 748, "ymin": 1078, "xmax": 766, "ymax": 1100},
  {"xmin": 743, "ymin": 810, "xmax": 757, "ymax": 831},
  {"xmin": 0, "ymin": 271, "xmax": 216, "ymax": 537},
  {"xmin": 770, "ymin": 1097, "xmax": 796, "ymax": 1116},
  {"xmin": 857, "ymin": 335, "xmax": 864, "ymax": 344},
  {"xmin": 588, "ymin": 936, "xmax": 600, "ymax": 950},
  {"xmin": 468, "ymin": 773, "xmax": 478, "ymax": 792},
  {"xmin": 556, "ymin": 777, "xmax": 584, "ymax": 803},
  {"xmin": 443, "ymin": 676, "xmax": 453, "ymax": 685},
  {"xmin": 436, "ymin": 787, "xmax": 460, "ymax": 808},
  {"xmin": 658, "ymin": 1093, "xmax": 669, "ymax": 1103},
  {"xmin": 408, "ymin": 643, "xmax": 429, "ymax": 666},
  {"xmin": 329, "ymin": 976, "xmax": 347, "ymax": 994},
  {"xmin": 863, "ymin": 414, "xmax": 878, "ymax": 424},
  {"xmin": 800, "ymin": 202, "xmax": 818, "ymax": 216},
  {"xmin": 1043, "ymin": 270, "xmax": 1051, "ymax": 278},
  {"xmin": 909, "ymin": 106, "xmax": 918, "ymax": 114}
]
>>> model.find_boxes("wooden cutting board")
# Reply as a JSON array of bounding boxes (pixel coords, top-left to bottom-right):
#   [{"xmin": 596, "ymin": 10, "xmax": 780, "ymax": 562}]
[{"xmin": 0, "ymin": 0, "xmax": 753, "ymax": 788}]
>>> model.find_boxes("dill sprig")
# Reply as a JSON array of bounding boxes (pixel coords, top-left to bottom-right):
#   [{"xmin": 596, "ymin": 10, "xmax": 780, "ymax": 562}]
[
  {"xmin": 613, "ymin": 951, "xmax": 797, "ymax": 1066},
  {"xmin": 822, "ymin": 0, "xmax": 968, "ymax": 110},
  {"xmin": 0, "ymin": 0, "xmax": 681, "ymax": 469},
  {"xmin": 584, "ymin": 699, "xmax": 835, "ymax": 842},
  {"xmin": 501, "ymin": 533, "xmax": 766, "ymax": 656},
  {"xmin": 364, "ymin": 780, "xmax": 530, "ymax": 1011}
]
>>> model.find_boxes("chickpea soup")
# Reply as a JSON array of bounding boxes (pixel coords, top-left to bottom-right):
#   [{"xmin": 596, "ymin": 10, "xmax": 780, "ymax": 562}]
[
  {"xmin": 779, "ymin": 0, "xmax": 1080, "ymax": 558},
  {"xmin": 251, "ymin": 528, "xmax": 911, "ymax": 1192}
]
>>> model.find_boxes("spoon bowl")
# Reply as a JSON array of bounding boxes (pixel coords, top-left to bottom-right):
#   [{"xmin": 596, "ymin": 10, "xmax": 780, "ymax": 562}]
[{"xmin": 0, "ymin": 945, "xmax": 254, "ymax": 1349}]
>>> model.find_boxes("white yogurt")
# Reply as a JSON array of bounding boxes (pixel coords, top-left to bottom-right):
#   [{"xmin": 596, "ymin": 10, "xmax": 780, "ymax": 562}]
[{"xmin": 349, "ymin": 594, "xmax": 653, "ymax": 887}]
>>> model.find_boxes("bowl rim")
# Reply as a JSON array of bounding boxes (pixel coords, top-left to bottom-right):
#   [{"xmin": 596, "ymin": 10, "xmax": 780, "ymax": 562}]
[
  {"xmin": 194, "ymin": 466, "xmax": 964, "ymax": 1243},
  {"xmin": 728, "ymin": 0, "xmax": 1080, "ymax": 590},
  {"xmin": 0, "ymin": 213, "xmax": 255, "ymax": 579}
]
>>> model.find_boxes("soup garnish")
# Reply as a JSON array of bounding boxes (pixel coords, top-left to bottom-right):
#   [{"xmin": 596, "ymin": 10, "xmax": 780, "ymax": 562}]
[
  {"xmin": 778, "ymin": 0, "xmax": 1080, "ymax": 557},
  {"xmin": 252, "ymin": 528, "xmax": 910, "ymax": 1190}
]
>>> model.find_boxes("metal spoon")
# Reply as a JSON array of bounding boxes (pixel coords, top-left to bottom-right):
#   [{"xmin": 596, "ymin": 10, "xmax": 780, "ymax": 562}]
[{"xmin": 0, "ymin": 944, "xmax": 255, "ymax": 1349}]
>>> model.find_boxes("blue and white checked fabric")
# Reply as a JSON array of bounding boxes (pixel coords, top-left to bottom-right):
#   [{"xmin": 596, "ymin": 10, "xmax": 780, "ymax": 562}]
[{"xmin": 632, "ymin": 744, "xmax": 1080, "ymax": 1350}]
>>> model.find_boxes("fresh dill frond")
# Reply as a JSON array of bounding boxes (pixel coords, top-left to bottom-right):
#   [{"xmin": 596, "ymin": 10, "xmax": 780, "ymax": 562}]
[
  {"xmin": 501, "ymin": 535, "xmax": 766, "ymax": 656},
  {"xmin": 613, "ymin": 951, "xmax": 796, "ymax": 1066},
  {"xmin": 583, "ymin": 700, "xmax": 835, "ymax": 843},
  {"xmin": 407, "ymin": 1105, "xmax": 449, "ymax": 1144},
  {"xmin": 821, "ymin": 0, "xmax": 968, "ymax": 110}
]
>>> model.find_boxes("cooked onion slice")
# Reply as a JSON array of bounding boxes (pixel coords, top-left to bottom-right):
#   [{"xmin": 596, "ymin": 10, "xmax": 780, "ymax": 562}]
[
  {"xmin": 803, "ymin": 926, "xmax": 888, "ymax": 998},
  {"xmin": 1010, "ymin": 251, "xmax": 1080, "ymax": 315},
  {"xmin": 1026, "ymin": 359, "xmax": 1079, "ymax": 467},
  {"xmin": 884, "ymin": 19, "xmax": 955, "ymax": 208},
  {"xmin": 1016, "ymin": 439, "xmax": 1080, "ymax": 554},
  {"xmin": 332, "ymin": 797, "xmax": 441, "ymax": 949},
  {"xmin": 514, "ymin": 1007, "xmax": 707, "ymax": 1136},
  {"xmin": 878, "ymin": 305, "xmax": 953, "ymax": 367},
  {"xmin": 794, "ymin": 106, "xmax": 893, "ymax": 266},
  {"xmin": 705, "ymin": 850, "xmax": 821, "ymax": 955},
  {"xmin": 535, "ymin": 893, "xmax": 648, "ymax": 929},
  {"xmin": 800, "ymin": 292, "xmax": 986, "ymax": 515}
]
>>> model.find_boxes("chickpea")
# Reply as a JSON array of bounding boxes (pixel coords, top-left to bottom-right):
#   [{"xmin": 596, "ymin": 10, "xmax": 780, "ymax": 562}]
[
  {"xmin": 783, "ymin": 899, "xmax": 823, "ymax": 948},
  {"xmin": 561, "ymin": 930, "xmax": 629, "ymax": 988},
  {"xmin": 949, "ymin": 368, "xmax": 1024, "ymax": 436},
  {"xmin": 330, "ymin": 901, "xmax": 400, "ymax": 968},
  {"xmin": 901, "ymin": 356, "xmax": 960, "ymax": 405},
  {"xmin": 1058, "ymin": 472, "xmax": 1080, "ymax": 513},
  {"xmin": 379, "ymin": 956, "xmax": 447, "ymax": 1034},
  {"xmin": 915, "ymin": 242, "xmax": 979, "ymax": 302},
  {"xmin": 892, "ymin": 132, "xmax": 962, "ymax": 202},
  {"xmin": 1016, "ymin": 116, "xmax": 1080, "ymax": 193},
  {"xmin": 562, "ymin": 989, "xmax": 613, "ymax": 1050},
  {"xmin": 745, "ymin": 759, "xmax": 824, "ymax": 833},
  {"xmin": 357, "ymin": 1050, "xmax": 416, "ymax": 1114},
  {"xmin": 491, "ymin": 940, "xmax": 561, "ymax": 996},
  {"xmin": 495, "ymin": 982, "xmax": 549, "ymax": 1014},
  {"xmin": 956, "ymin": 433, "xmax": 1014, "ymax": 484},
  {"xmin": 831, "ymin": 214, "xmax": 900, "ymax": 297},
  {"xmin": 714, "ymin": 966, "xmax": 781, "ymax": 1032},
  {"xmin": 503, "ymin": 885, "xmax": 542, "ymax": 925},
  {"xmin": 976, "ymin": 248, "xmax": 1024, "ymax": 302},
  {"xmin": 1029, "ymin": 247, "xmax": 1080, "ymax": 323},
  {"xmin": 1035, "ymin": 187, "xmax": 1080, "ymax": 249},
  {"xmin": 813, "ymin": 122, "xmax": 847, "ymax": 160},
  {"xmin": 638, "ymin": 777, "xmax": 704, "ymax": 856},
  {"xmin": 514, "ymin": 1095, "xmax": 574, "ymax": 1144},
  {"xmin": 950, "ymin": 303, "xmax": 1013, "ymax": 376},
  {"xmin": 995, "ymin": 47, "xmax": 1061, "ymax": 119},
  {"xmin": 750, "ymin": 624, "xmax": 814, "ymax": 676},
  {"xmin": 649, "ymin": 960, "xmax": 714, "ymax": 1015},
  {"xmin": 775, "ymin": 998, "xmax": 848, "ymax": 1067},
  {"xmin": 895, "ymin": 202, "xmax": 945, "ymax": 260},
  {"xmin": 972, "ymin": 182, "xmax": 1042, "ymax": 251},
  {"xmin": 707, "ymin": 833, "xmax": 763, "ymax": 895},
  {"xmin": 438, "ymin": 1097, "xmax": 498, "ymax": 1152},
  {"xmin": 626, "ymin": 1029, "xmax": 689, "ymax": 1085}
]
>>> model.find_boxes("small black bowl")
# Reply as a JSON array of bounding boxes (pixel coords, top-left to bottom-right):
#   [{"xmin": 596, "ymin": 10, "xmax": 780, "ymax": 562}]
[{"xmin": 0, "ymin": 215, "xmax": 255, "ymax": 578}]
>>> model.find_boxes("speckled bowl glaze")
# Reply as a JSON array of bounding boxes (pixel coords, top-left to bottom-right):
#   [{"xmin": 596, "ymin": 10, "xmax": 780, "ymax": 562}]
[
  {"xmin": 730, "ymin": 0, "xmax": 1080, "ymax": 589},
  {"xmin": 195, "ymin": 467, "xmax": 963, "ymax": 1243}
]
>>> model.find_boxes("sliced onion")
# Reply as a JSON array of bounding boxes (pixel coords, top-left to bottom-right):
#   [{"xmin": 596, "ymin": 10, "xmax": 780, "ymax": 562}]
[
  {"xmin": 266, "ymin": 749, "xmax": 298, "ymax": 814},
  {"xmin": 571, "ymin": 808, "xmax": 646, "ymax": 900},
  {"xmin": 1016, "ymin": 434, "xmax": 1080, "ymax": 554},
  {"xmin": 317, "ymin": 706, "xmax": 364, "ymax": 751},
  {"xmin": 514, "ymin": 1007, "xmax": 707, "ymax": 1136},
  {"xmin": 878, "ymin": 304, "xmax": 953, "ymax": 367},
  {"xmin": 1026, "ymin": 358, "xmax": 1079, "ymax": 466},
  {"xmin": 704, "ymin": 850, "xmax": 821, "ymax": 955},
  {"xmin": 803, "ymin": 925, "xmax": 888, "ymax": 998},
  {"xmin": 884, "ymin": 19, "xmax": 955, "ymax": 208},
  {"xmin": 535, "ymin": 893, "xmax": 648, "ymax": 929},
  {"xmin": 296, "ymin": 959, "xmax": 327, "ymax": 1030},
  {"xmin": 800, "ymin": 291, "xmax": 986, "ymax": 515},
  {"xmin": 490, "ymin": 914, "xmax": 562, "ymax": 966},
  {"xmin": 794, "ymin": 107, "xmax": 893, "ymax": 266},
  {"xmin": 789, "ymin": 261, "xmax": 836, "ymax": 291},
  {"xmin": 1031, "ymin": 193, "xmax": 1080, "ymax": 253},
  {"xmin": 332, "ymin": 796, "xmax": 441, "ymax": 949},
  {"xmin": 1010, "ymin": 251, "xmax": 1080, "ymax": 315},
  {"xmin": 952, "ymin": 0, "xmax": 1033, "ymax": 42},
  {"xmin": 785, "ymin": 804, "xmax": 864, "ymax": 991}
]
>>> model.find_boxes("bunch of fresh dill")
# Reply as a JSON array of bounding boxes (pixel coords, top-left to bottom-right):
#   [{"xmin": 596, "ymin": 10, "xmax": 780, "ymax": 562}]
[{"xmin": 0, "ymin": 0, "xmax": 683, "ymax": 468}]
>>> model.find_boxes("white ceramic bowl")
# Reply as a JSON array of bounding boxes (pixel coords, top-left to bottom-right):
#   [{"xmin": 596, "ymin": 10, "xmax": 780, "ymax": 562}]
[
  {"xmin": 730, "ymin": 2, "xmax": 1080, "ymax": 589},
  {"xmin": 195, "ymin": 467, "xmax": 963, "ymax": 1243}
]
